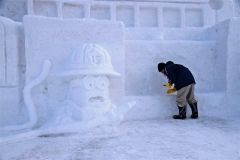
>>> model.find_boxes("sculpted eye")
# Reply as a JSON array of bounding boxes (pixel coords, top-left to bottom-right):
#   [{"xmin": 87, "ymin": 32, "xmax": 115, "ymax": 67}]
[
  {"xmin": 83, "ymin": 76, "xmax": 95, "ymax": 90},
  {"xmin": 96, "ymin": 76, "xmax": 109, "ymax": 90}
]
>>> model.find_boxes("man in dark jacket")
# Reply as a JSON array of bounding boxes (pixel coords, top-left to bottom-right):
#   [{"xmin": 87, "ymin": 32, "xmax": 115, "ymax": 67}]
[{"xmin": 158, "ymin": 61, "xmax": 198, "ymax": 119}]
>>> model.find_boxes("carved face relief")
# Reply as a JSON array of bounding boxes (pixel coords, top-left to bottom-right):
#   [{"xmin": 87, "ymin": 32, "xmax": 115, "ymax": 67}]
[{"xmin": 68, "ymin": 75, "xmax": 110, "ymax": 107}]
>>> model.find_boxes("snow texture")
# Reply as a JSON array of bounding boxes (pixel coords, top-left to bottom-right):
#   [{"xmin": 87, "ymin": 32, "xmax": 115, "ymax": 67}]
[
  {"xmin": 0, "ymin": 0, "xmax": 240, "ymax": 159},
  {"xmin": 1, "ymin": 117, "xmax": 240, "ymax": 160}
]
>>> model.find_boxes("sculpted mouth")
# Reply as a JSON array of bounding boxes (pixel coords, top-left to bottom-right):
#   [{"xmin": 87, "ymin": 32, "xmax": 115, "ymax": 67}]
[{"xmin": 89, "ymin": 96, "xmax": 105, "ymax": 103}]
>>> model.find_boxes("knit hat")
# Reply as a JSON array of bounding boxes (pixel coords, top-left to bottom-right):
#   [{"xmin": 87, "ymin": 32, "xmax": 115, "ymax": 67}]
[
  {"xmin": 166, "ymin": 61, "xmax": 174, "ymax": 66},
  {"xmin": 158, "ymin": 62, "xmax": 166, "ymax": 72}
]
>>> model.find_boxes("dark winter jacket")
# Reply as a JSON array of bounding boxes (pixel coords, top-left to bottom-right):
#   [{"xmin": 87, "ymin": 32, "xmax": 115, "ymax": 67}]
[{"xmin": 165, "ymin": 64, "xmax": 195, "ymax": 90}]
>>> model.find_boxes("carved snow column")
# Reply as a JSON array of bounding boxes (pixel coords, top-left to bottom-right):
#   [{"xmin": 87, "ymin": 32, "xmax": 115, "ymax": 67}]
[{"xmin": 61, "ymin": 44, "xmax": 120, "ymax": 121}]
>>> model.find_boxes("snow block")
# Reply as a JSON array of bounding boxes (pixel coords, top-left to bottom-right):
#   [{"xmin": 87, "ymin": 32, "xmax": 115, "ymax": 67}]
[
  {"xmin": 0, "ymin": 17, "xmax": 24, "ymax": 128},
  {"xmin": 226, "ymin": 18, "xmax": 240, "ymax": 94},
  {"xmin": 206, "ymin": 20, "xmax": 229, "ymax": 92},
  {"xmin": 0, "ymin": 17, "xmax": 21, "ymax": 86},
  {"xmin": 23, "ymin": 15, "xmax": 125, "ymax": 125}
]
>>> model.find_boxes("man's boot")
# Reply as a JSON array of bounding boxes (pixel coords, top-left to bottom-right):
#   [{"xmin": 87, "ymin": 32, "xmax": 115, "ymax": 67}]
[
  {"xmin": 173, "ymin": 106, "xmax": 186, "ymax": 120},
  {"xmin": 189, "ymin": 102, "xmax": 198, "ymax": 119}
]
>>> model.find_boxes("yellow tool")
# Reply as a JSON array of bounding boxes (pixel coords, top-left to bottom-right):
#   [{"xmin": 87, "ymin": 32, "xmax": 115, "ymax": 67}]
[
  {"xmin": 163, "ymin": 82, "xmax": 177, "ymax": 95},
  {"xmin": 163, "ymin": 82, "xmax": 172, "ymax": 89},
  {"xmin": 166, "ymin": 88, "xmax": 177, "ymax": 94}
]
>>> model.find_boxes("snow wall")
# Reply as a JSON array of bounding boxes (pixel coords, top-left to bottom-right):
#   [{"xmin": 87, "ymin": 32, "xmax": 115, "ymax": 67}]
[
  {"xmin": 0, "ymin": 0, "xmax": 240, "ymax": 133},
  {"xmin": 0, "ymin": 17, "xmax": 26, "ymax": 127}
]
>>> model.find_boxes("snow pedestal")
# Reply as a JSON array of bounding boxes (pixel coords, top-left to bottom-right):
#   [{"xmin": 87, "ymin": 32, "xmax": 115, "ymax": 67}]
[{"xmin": 23, "ymin": 15, "xmax": 125, "ymax": 129}]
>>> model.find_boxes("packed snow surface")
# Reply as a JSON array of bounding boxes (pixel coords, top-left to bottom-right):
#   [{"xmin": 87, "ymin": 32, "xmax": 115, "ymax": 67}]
[{"xmin": 1, "ymin": 117, "xmax": 240, "ymax": 160}]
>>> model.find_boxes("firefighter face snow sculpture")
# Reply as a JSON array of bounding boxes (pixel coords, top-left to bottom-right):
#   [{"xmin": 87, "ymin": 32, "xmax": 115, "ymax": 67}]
[
  {"xmin": 61, "ymin": 43, "xmax": 120, "ymax": 121},
  {"xmin": 68, "ymin": 75, "xmax": 110, "ymax": 108}
]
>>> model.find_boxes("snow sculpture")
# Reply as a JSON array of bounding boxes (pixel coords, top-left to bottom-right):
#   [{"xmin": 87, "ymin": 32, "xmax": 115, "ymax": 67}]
[
  {"xmin": 1, "ymin": 60, "xmax": 52, "ymax": 131},
  {"xmin": 56, "ymin": 44, "xmax": 121, "ymax": 125},
  {"xmin": 22, "ymin": 60, "xmax": 52, "ymax": 129},
  {"xmin": 23, "ymin": 15, "xmax": 125, "ymax": 129}
]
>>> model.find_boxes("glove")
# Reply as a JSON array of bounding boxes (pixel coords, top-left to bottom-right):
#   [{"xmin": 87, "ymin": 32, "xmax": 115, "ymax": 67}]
[
  {"xmin": 163, "ymin": 82, "xmax": 172, "ymax": 89},
  {"xmin": 166, "ymin": 88, "xmax": 177, "ymax": 94}
]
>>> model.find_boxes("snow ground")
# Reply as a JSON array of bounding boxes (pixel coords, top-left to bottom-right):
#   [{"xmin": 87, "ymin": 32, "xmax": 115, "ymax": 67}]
[{"xmin": 1, "ymin": 116, "xmax": 240, "ymax": 160}]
